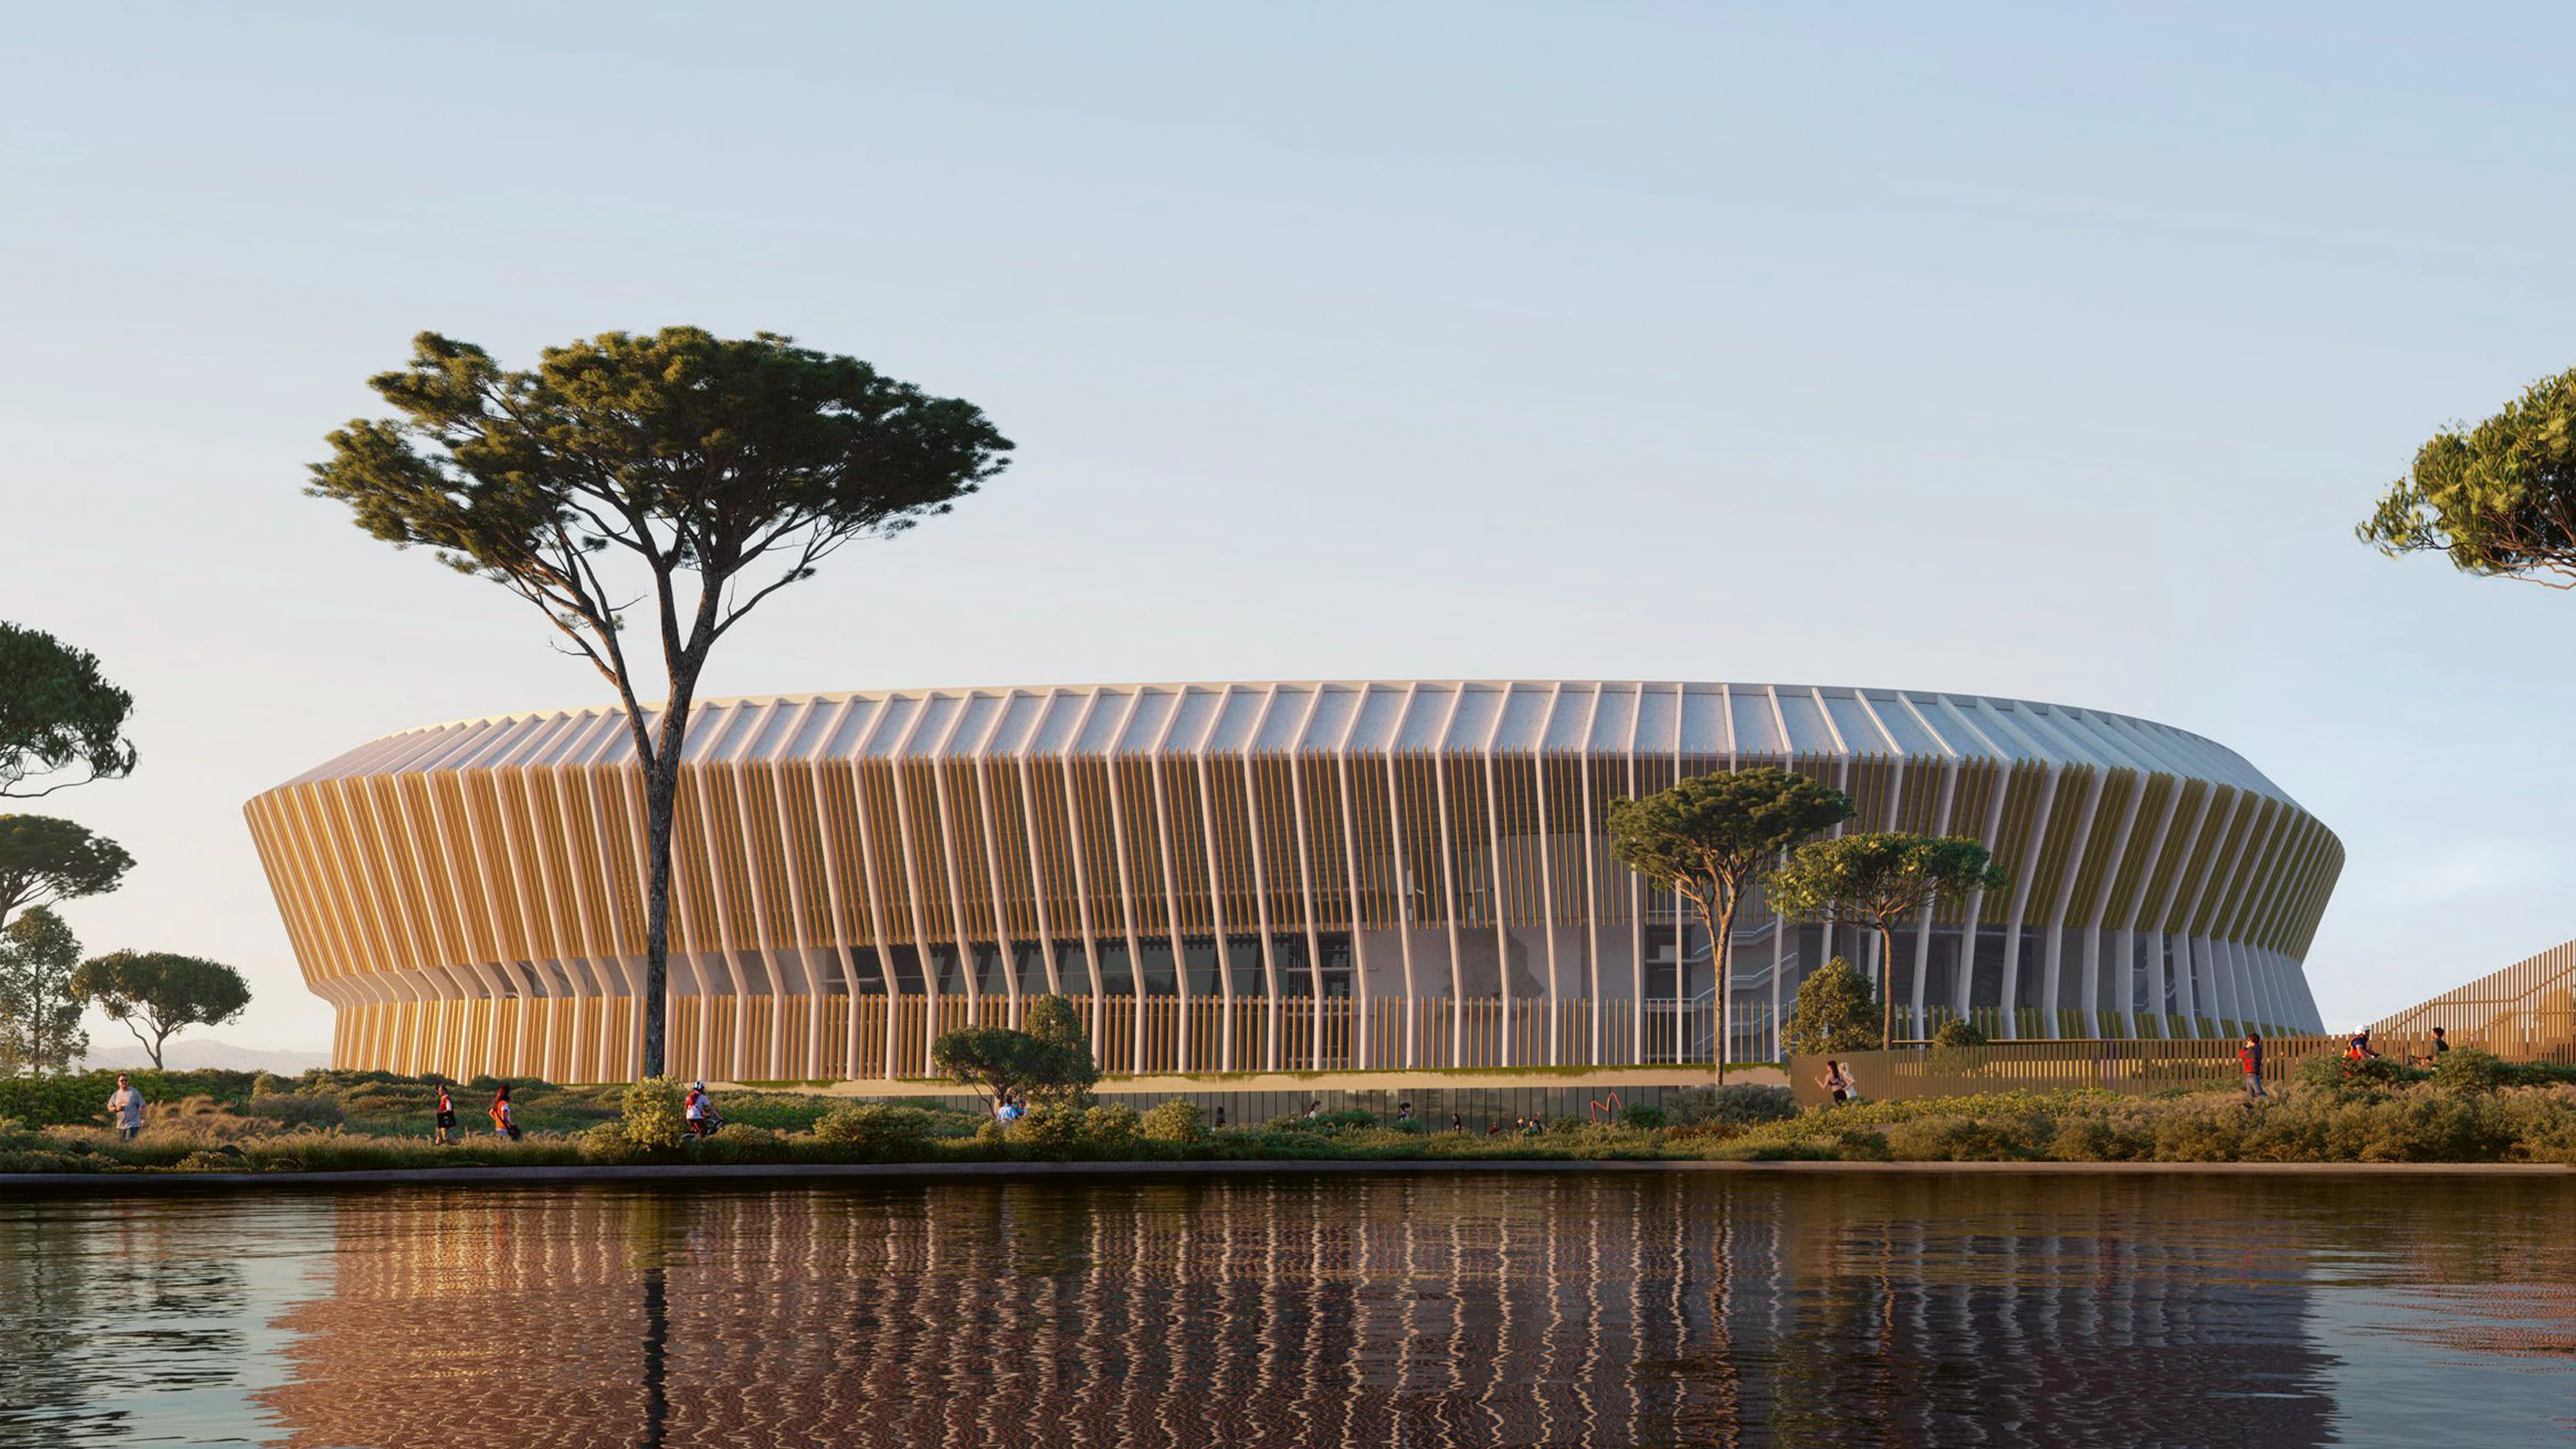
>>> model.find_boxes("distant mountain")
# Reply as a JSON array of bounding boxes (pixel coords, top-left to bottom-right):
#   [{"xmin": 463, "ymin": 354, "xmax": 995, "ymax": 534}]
[{"xmin": 78, "ymin": 1040, "xmax": 333, "ymax": 1075}]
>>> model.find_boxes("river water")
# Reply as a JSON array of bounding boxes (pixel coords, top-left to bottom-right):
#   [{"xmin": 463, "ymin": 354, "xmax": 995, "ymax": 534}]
[{"xmin": 1, "ymin": 1171, "xmax": 2570, "ymax": 1448}]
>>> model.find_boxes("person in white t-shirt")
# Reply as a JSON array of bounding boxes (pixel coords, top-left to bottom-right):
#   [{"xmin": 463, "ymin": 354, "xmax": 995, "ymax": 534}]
[{"xmin": 106, "ymin": 1075, "xmax": 145, "ymax": 1140}]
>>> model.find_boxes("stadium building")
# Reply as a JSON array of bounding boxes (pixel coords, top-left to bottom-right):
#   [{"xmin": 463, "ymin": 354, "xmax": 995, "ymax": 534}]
[{"xmin": 244, "ymin": 681, "xmax": 2340, "ymax": 1082}]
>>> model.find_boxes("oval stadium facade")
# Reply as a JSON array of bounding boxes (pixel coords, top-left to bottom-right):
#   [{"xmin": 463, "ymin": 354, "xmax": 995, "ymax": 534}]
[{"xmin": 245, "ymin": 681, "xmax": 2341, "ymax": 1083}]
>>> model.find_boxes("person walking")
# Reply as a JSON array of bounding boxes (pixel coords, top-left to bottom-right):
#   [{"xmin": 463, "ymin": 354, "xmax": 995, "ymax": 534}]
[
  {"xmin": 1449, "ymin": 1112, "xmax": 1465, "ymax": 1133},
  {"xmin": 489, "ymin": 1082, "xmax": 521, "ymax": 1141},
  {"xmin": 1212, "ymin": 1104, "xmax": 1226, "ymax": 1130},
  {"xmin": 683, "ymin": 1081, "xmax": 717, "ymax": 1139},
  {"xmin": 1396, "ymin": 1100, "xmax": 1413, "ymax": 1126},
  {"xmin": 433, "ymin": 1084, "xmax": 459, "ymax": 1145},
  {"xmin": 106, "ymin": 1073, "xmax": 145, "ymax": 1141},
  {"xmin": 2239, "ymin": 1032, "xmax": 2268, "ymax": 1101}
]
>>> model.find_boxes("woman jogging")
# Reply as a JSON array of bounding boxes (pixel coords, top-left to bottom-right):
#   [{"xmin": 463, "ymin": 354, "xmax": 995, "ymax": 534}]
[
  {"xmin": 489, "ymin": 1082, "xmax": 520, "ymax": 1140},
  {"xmin": 1816, "ymin": 1059, "xmax": 1856, "ymax": 1106}
]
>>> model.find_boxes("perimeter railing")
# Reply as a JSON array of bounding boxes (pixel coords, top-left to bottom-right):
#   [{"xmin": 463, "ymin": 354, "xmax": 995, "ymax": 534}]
[
  {"xmin": 1786, "ymin": 1032, "xmax": 2494, "ymax": 1108},
  {"xmin": 2369, "ymin": 939, "xmax": 2576, "ymax": 1061}
]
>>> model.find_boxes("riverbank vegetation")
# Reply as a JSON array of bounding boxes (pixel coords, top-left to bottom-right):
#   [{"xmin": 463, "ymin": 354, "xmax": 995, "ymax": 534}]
[{"xmin": 5, "ymin": 1052, "xmax": 2575, "ymax": 1174}]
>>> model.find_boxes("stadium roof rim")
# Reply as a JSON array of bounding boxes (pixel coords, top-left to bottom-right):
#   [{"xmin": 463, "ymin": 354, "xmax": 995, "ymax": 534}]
[{"xmin": 282, "ymin": 680, "xmax": 2300, "ymax": 809}]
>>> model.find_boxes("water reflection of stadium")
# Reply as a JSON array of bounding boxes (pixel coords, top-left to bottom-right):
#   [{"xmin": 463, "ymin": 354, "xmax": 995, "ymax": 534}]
[{"xmin": 258, "ymin": 1176, "xmax": 2338, "ymax": 1448}]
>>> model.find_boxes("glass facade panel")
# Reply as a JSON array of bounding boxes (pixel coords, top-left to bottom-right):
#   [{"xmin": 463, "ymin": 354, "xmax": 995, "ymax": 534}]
[
  {"xmin": 1969, "ymin": 926, "xmax": 2008, "ymax": 1010},
  {"xmin": 1137, "ymin": 938, "xmax": 1178, "ymax": 994},
  {"xmin": 1093, "ymin": 939, "xmax": 1134, "ymax": 996},
  {"xmin": 1181, "ymin": 937, "xmax": 1223, "ymax": 995},
  {"xmin": 884, "ymin": 945, "xmax": 924, "ymax": 997},
  {"xmin": 1054, "ymin": 942, "xmax": 1092, "ymax": 997}
]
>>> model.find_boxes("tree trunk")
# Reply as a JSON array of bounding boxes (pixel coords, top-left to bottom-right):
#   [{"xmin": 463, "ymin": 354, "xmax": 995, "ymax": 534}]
[
  {"xmin": 636, "ymin": 670, "xmax": 702, "ymax": 1082},
  {"xmin": 1707, "ymin": 898, "xmax": 1735, "ymax": 1083},
  {"xmin": 640, "ymin": 755, "xmax": 678, "ymax": 1080},
  {"xmin": 1878, "ymin": 922, "xmax": 1899, "ymax": 1048}
]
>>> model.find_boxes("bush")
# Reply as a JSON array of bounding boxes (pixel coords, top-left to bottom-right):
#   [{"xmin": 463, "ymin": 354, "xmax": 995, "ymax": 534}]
[
  {"xmin": 2049, "ymin": 1114, "xmax": 2150, "ymax": 1162},
  {"xmin": 579, "ymin": 1122, "xmax": 635, "ymax": 1164},
  {"xmin": 2294, "ymin": 1052, "xmax": 2418, "ymax": 1105},
  {"xmin": 694, "ymin": 1125, "xmax": 787, "ymax": 1164},
  {"xmin": 618, "ymin": 1076, "xmax": 688, "ymax": 1152},
  {"xmin": 1619, "ymin": 1103, "xmax": 1667, "ymax": 1130},
  {"xmin": 1082, "ymin": 1105, "xmax": 1141, "ymax": 1155},
  {"xmin": 812, "ymin": 1104, "xmax": 935, "ymax": 1161},
  {"xmin": 1886, "ymin": 1113, "xmax": 2051, "ymax": 1161},
  {"xmin": 1668, "ymin": 1084, "xmax": 1796, "ymax": 1128},
  {"xmin": 1783, "ymin": 957, "xmax": 1882, "ymax": 1057},
  {"xmin": 1930, "ymin": 1017, "xmax": 1988, "ymax": 1048},
  {"xmin": 2430, "ymin": 1047, "xmax": 2513, "ymax": 1096},
  {"xmin": 2340, "ymin": 1094, "xmax": 2514, "ymax": 1162},
  {"xmin": 1139, "ymin": 1100, "xmax": 1207, "ymax": 1144},
  {"xmin": 1832, "ymin": 1127, "xmax": 1892, "ymax": 1161},
  {"xmin": 1012, "ymin": 1105, "xmax": 1087, "ymax": 1159}
]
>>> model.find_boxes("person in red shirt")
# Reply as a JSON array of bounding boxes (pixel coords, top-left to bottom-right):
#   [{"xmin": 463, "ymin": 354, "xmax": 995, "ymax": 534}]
[{"xmin": 2239, "ymin": 1032, "xmax": 2267, "ymax": 1101}]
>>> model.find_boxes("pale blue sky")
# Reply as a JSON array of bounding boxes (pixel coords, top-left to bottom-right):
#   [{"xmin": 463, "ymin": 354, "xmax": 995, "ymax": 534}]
[{"xmin": 8, "ymin": 3, "xmax": 2573, "ymax": 1051}]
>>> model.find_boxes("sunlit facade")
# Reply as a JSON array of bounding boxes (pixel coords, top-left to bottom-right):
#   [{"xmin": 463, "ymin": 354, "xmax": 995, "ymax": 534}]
[{"xmin": 245, "ymin": 681, "xmax": 2338, "ymax": 1082}]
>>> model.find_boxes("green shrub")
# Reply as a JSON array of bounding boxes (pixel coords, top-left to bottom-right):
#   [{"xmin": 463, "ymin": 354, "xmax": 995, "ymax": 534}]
[
  {"xmin": 1140, "ymin": 1100, "xmax": 1207, "ymax": 1144},
  {"xmin": 1619, "ymin": 1103, "xmax": 1667, "ymax": 1130},
  {"xmin": 2293, "ymin": 1052, "xmax": 2417, "ymax": 1105},
  {"xmin": 1783, "ymin": 957, "xmax": 1882, "ymax": 1056},
  {"xmin": 1886, "ymin": 1113, "xmax": 2050, "ymax": 1161},
  {"xmin": 1082, "ymin": 1105, "xmax": 1142, "ymax": 1155},
  {"xmin": 619, "ymin": 1076, "xmax": 688, "ymax": 1152},
  {"xmin": 1012, "ymin": 1105, "xmax": 1086, "ymax": 1159},
  {"xmin": 812, "ymin": 1104, "xmax": 935, "ymax": 1161},
  {"xmin": 1668, "ymin": 1084, "xmax": 1795, "ymax": 1127},
  {"xmin": 2342, "ymin": 1095, "xmax": 2514, "ymax": 1162},
  {"xmin": 2147, "ymin": 1102, "xmax": 2248, "ymax": 1161},
  {"xmin": 2049, "ymin": 1114, "xmax": 2149, "ymax": 1162},
  {"xmin": 2500, "ymin": 1088, "xmax": 2576, "ymax": 1163},
  {"xmin": 1930, "ymin": 1017, "xmax": 1989, "ymax": 1048},
  {"xmin": 579, "ymin": 1122, "xmax": 635, "ymax": 1164},
  {"xmin": 695, "ymin": 1125, "xmax": 787, "ymax": 1164},
  {"xmin": 1832, "ymin": 1127, "xmax": 1892, "ymax": 1161},
  {"xmin": 2430, "ymin": 1047, "xmax": 2513, "ymax": 1096}
]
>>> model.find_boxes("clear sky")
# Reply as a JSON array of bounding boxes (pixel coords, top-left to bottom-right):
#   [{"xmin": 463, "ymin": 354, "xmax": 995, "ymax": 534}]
[{"xmin": 8, "ymin": 3, "xmax": 2573, "ymax": 1053}]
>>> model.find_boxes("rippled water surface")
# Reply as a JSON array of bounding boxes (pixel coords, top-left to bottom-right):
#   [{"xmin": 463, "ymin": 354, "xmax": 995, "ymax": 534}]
[{"xmin": 2, "ymin": 1172, "xmax": 2573, "ymax": 1448}]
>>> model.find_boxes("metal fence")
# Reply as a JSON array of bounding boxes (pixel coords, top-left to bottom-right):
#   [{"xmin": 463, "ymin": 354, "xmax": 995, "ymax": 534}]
[
  {"xmin": 2369, "ymin": 939, "xmax": 2576, "ymax": 1058},
  {"xmin": 1787, "ymin": 1031, "xmax": 2477, "ymax": 1108}
]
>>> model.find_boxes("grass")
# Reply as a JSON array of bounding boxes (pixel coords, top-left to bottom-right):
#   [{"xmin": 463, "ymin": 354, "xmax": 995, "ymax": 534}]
[{"xmin": 5, "ymin": 1052, "xmax": 2573, "ymax": 1173}]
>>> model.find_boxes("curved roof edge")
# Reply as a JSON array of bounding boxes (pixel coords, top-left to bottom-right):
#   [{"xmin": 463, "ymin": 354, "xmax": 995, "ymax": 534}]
[{"xmin": 268, "ymin": 680, "xmax": 2304, "ymax": 810}]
